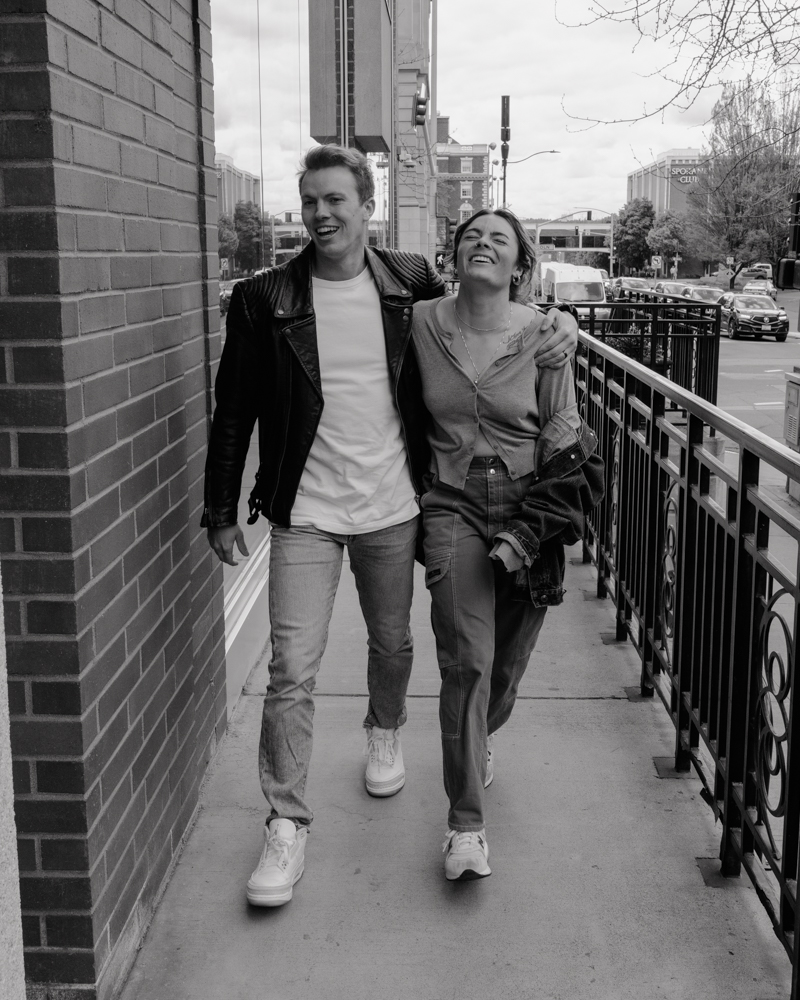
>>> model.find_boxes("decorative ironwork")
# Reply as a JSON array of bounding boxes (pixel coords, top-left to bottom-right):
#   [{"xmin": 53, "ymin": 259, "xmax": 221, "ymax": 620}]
[
  {"xmin": 608, "ymin": 426, "xmax": 620, "ymax": 563},
  {"xmin": 755, "ymin": 591, "xmax": 793, "ymax": 859},
  {"xmin": 659, "ymin": 480, "xmax": 679, "ymax": 669}
]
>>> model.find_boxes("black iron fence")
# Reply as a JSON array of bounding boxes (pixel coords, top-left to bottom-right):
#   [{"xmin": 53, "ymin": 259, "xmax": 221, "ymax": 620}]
[
  {"xmin": 576, "ymin": 332, "xmax": 800, "ymax": 999},
  {"xmin": 575, "ymin": 296, "xmax": 721, "ymax": 404}
]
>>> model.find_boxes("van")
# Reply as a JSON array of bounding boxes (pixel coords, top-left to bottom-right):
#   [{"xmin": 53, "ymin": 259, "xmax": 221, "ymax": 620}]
[{"xmin": 532, "ymin": 262, "xmax": 609, "ymax": 318}]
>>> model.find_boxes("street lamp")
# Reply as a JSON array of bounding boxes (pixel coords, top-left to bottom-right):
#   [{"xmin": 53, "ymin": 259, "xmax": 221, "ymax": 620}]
[
  {"xmin": 575, "ymin": 207, "xmax": 615, "ymax": 277},
  {"xmin": 503, "ymin": 150, "xmax": 560, "ymax": 209}
]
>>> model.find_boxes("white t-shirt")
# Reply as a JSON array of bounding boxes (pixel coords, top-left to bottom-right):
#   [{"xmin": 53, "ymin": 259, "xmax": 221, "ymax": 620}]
[{"xmin": 290, "ymin": 268, "xmax": 418, "ymax": 534}]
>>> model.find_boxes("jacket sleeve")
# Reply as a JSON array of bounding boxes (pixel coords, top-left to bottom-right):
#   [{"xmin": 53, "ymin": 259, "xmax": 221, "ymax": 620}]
[
  {"xmin": 201, "ymin": 282, "xmax": 261, "ymax": 528},
  {"xmin": 421, "ymin": 257, "xmax": 447, "ymax": 300},
  {"xmin": 494, "ymin": 420, "xmax": 605, "ymax": 564}
]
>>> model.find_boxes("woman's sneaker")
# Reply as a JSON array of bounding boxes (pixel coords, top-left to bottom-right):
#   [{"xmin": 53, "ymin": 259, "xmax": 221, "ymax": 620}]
[
  {"xmin": 364, "ymin": 726, "xmax": 405, "ymax": 797},
  {"xmin": 485, "ymin": 733, "xmax": 494, "ymax": 788},
  {"xmin": 442, "ymin": 829, "xmax": 491, "ymax": 881},
  {"xmin": 246, "ymin": 818, "xmax": 307, "ymax": 907}
]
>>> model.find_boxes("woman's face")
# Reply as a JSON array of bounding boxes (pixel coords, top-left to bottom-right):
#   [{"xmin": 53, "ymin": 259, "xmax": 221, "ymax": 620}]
[{"xmin": 456, "ymin": 214, "xmax": 521, "ymax": 293}]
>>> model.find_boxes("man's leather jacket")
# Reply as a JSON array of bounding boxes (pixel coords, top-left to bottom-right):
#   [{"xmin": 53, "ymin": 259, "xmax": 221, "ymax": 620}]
[{"xmin": 201, "ymin": 245, "xmax": 445, "ymax": 529}]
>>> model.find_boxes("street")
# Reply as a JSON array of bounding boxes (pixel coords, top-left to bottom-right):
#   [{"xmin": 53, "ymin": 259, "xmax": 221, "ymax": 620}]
[{"xmin": 714, "ymin": 283, "xmax": 800, "ymax": 443}]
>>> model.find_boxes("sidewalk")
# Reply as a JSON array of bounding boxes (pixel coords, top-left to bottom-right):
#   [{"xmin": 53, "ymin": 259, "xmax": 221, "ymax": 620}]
[{"xmin": 119, "ymin": 546, "xmax": 790, "ymax": 1000}]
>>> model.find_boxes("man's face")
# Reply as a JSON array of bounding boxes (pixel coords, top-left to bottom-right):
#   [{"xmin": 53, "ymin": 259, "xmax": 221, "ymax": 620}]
[{"xmin": 300, "ymin": 166, "xmax": 374, "ymax": 263}]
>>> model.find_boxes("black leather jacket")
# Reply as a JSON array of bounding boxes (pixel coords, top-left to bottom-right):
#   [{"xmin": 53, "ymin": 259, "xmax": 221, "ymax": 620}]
[{"xmin": 201, "ymin": 245, "xmax": 445, "ymax": 529}]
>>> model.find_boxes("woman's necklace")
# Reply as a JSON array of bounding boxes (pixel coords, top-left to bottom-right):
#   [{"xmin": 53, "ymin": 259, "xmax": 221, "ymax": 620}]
[{"xmin": 454, "ymin": 303, "xmax": 513, "ymax": 384}]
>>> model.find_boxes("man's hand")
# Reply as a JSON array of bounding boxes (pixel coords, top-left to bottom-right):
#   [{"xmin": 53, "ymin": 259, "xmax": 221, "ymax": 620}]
[
  {"xmin": 207, "ymin": 524, "xmax": 250, "ymax": 566},
  {"xmin": 535, "ymin": 308, "xmax": 579, "ymax": 368},
  {"xmin": 490, "ymin": 540, "xmax": 524, "ymax": 573}
]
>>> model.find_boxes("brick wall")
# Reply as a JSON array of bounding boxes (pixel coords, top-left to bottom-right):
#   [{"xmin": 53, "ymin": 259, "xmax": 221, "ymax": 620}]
[{"xmin": 0, "ymin": 0, "xmax": 225, "ymax": 996}]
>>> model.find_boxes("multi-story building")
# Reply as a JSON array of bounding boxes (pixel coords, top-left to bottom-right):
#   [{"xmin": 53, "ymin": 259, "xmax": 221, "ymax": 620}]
[
  {"xmin": 308, "ymin": 0, "xmax": 436, "ymax": 258},
  {"xmin": 215, "ymin": 153, "xmax": 261, "ymax": 218},
  {"xmin": 627, "ymin": 148, "xmax": 702, "ymax": 216},
  {"xmin": 434, "ymin": 115, "xmax": 492, "ymax": 250}
]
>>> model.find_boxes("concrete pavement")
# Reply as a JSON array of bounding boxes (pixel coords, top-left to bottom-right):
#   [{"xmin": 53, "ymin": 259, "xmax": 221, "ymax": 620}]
[{"xmin": 119, "ymin": 546, "xmax": 790, "ymax": 1000}]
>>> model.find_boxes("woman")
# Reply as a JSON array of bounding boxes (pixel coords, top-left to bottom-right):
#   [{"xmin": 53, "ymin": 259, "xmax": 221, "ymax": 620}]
[{"xmin": 412, "ymin": 209, "xmax": 604, "ymax": 881}]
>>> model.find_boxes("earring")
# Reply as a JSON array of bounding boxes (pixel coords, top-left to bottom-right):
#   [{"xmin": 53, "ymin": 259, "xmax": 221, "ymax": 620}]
[{"xmin": 512, "ymin": 273, "xmax": 521, "ymax": 285}]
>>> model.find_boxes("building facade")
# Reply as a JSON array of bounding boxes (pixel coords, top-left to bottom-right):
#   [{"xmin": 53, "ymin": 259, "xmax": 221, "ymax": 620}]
[
  {"xmin": 308, "ymin": 0, "xmax": 436, "ymax": 258},
  {"xmin": 0, "ymin": 2, "xmax": 224, "ymax": 997},
  {"xmin": 215, "ymin": 154, "xmax": 261, "ymax": 218},
  {"xmin": 434, "ymin": 115, "xmax": 491, "ymax": 250},
  {"xmin": 627, "ymin": 148, "xmax": 702, "ymax": 216}
]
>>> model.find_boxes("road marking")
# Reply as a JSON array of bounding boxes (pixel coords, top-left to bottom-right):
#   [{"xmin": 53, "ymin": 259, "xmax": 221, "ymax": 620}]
[
  {"xmin": 753, "ymin": 401, "xmax": 784, "ymax": 408},
  {"xmin": 765, "ymin": 369, "xmax": 785, "ymax": 373}
]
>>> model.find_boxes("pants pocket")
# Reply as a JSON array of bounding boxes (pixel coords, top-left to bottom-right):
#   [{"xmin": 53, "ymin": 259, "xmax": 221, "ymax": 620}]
[{"xmin": 424, "ymin": 547, "xmax": 451, "ymax": 588}]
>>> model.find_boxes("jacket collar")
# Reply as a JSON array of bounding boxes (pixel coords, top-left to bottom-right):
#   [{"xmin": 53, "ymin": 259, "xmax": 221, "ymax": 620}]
[{"xmin": 274, "ymin": 244, "xmax": 413, "ymax": 318}]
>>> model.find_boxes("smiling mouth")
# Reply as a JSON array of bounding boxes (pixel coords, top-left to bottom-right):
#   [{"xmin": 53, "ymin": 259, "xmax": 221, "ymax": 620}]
[
  {"xmin": 470, "ymin": 255, "xmax": 493, "ymax": 264},
  {"xmin": 315, "ymin": 226, "xmax": 338, "ymax": 238}
]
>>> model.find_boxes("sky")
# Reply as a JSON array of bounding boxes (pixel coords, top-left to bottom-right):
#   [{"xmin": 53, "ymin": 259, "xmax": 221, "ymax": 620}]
[{"xmin": 210, "ymin": 0, "xmax": 721, "ymax": 220}]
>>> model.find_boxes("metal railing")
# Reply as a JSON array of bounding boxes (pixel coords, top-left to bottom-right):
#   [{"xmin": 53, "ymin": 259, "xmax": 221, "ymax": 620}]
[
  {"xmin": 574, "ymin": 296, "xmax": 721, "ymax": 404},
  {"xmin": 576, "ymin": 333, "xmax": 800, "ymax": 999}
]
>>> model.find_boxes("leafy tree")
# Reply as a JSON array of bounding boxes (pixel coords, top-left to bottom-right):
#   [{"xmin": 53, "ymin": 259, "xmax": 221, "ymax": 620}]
[
  {"xmin": 233, "ymin": 201, "xmax": 264, "ymax": 271},
  {"xmin": 614, "ymin": 197, "xmax": 656, "ymax": 272},
  {"xmin": 683, "ymin": 77, "xmax": 799, "ymax": 284},
  {"xmin": 647, "ymin": 211, "xmax": 688, "ymax": 269},
  {"xmin": 218, "ymin": 214, "xmax": 238, "ymax": 261},
  {"xmin": 560, "ymin": 1, "xmax": 799, "ymax": 124}
]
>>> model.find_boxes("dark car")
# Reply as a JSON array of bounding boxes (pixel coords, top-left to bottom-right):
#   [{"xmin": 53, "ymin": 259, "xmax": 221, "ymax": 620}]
[
  {"xmin": 610, "ymin": 277, "xmax": 651, "ymax": 299},
  {"xmin": 681, "ymin": 285, "xmax": 725, "ymax": 304},
  {"xmin": 653, "ymin": 280, "xmax": 687, "ymax": 296},
  {"xmin": 719, "ymin": 292, "xmax": 789, "ymax": 341}
]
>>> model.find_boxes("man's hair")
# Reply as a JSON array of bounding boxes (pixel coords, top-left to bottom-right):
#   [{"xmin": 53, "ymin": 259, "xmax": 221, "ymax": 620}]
[
  {"xmin": 451, "ymin": 208, "xmax": 537, "ymax": 303},
  {"xmin": 297, "ymin": 144, "xmax": 375, "ymax": 204}
]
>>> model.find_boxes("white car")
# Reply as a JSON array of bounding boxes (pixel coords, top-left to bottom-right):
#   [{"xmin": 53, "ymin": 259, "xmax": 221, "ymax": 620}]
[{"xmin": 742, "ymin": 279, "xmax": 777, "ymax": 301}]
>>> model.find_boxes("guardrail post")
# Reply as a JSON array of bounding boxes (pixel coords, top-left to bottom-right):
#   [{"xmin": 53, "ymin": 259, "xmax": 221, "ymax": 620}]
[
  {"xmin": 719, "ymin": 449, "xmax": 759, "ymax": 877},
  {"xmin": 673, "ymin": 412, "xmax": 704, "ymax": 771}
]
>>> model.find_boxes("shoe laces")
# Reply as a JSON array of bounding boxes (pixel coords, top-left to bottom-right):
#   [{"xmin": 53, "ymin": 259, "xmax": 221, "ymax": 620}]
[
  {"xmin": 442, "ymin": 829, "xmax": 485, "ymax": 854},
  {"xmin": 365, "ymin": 728, "xmax": 396, "ymax": 767},
  {"xmin": 257, "ymin": 831, "xmax": 293, "ymax": 873}
]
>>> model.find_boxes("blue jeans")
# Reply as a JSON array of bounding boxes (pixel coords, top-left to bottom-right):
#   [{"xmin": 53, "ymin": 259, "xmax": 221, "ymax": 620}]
[
  {"xmin": 422, "ymin": 458, "xmax": 547, "ymax": 832},
  {"xmin": 258, "ymin": 516, "xmax": 419, "ymax": 827}
]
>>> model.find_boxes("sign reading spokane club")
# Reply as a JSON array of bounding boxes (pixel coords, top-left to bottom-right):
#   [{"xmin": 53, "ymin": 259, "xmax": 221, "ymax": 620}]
[{"xmin": 670, "ymin": 166, "xmax": 698, "ymax": 184}]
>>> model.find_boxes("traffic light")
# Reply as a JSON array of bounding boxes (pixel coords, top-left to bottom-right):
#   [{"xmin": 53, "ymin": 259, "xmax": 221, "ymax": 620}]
[
  {"xmin": 501, "ymin": 96, "xmax": 510, "ymax": 142},
  {"xmin": 414, "ymin": 79, "xmax": 429, "ymax": 126}
]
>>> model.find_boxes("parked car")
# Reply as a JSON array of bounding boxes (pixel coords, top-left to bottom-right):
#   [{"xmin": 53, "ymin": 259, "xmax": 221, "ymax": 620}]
[
  {"xmin": 742, "ymin": 262, "xmax": 773, "ymax": 279},
  {"xmin": 719, "ymin": 292, "xmax": 789, "ymax": 341},
  {"xmin": 681, "ymin": 285, "xmax": 726, "ymax": 304},
  {"xmin": 741, "ymin": 278, "xmax": 778, "ymax": 301},
  {"xmin": 609, "ymin": 276, "xmax": 651, "ymax": 299},
  {"xmin": 653, "ymin": 281, "xmax": 687, "ymax": 296}
]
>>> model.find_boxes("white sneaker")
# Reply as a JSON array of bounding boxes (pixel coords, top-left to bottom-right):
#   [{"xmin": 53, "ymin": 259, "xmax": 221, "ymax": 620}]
[
  {"xmin": 485, "ymin": 733, "xmax": 494, "ymax": 788},
  {"xmin": 442, "ymin": 829, "xmax": 491, "ymax": 881},
  {"xmin": 364, "ymin": 726, "xmax": 405, "ymax": 797},
  {"xmin": 246, "ymin": 818, "xmax": 307, "ymax": 907}
]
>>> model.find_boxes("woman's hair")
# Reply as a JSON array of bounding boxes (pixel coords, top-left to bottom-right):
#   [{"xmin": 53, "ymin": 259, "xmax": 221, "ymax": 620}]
[
  {"xmin": 451, "ymin": 208, "xmax": 537, "ymax": 302},
  {"xmin": 297, "ymin": 144, "xmax": 375, "ymax": 204}
]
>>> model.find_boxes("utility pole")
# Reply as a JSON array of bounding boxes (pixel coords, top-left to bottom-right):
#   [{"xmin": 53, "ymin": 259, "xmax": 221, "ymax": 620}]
[{"xmin": 500, "ymin": 95, "xmax": 510, "ymax": 209}]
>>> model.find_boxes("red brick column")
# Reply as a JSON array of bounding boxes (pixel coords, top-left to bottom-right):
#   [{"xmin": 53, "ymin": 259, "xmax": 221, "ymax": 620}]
[{"xmin": 0, "ymin": 1, "xmax": 225, "ymax": 996}]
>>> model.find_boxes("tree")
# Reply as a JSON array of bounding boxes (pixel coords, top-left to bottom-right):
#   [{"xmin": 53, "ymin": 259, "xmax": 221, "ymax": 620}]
[
  {"xmin": 233, "ymin": 201, "xmax": 264, "ymax": 271},
  {"xmin": 218, "ymin": 214, "xmax": 238, "ymax": 261},
  {"xmin": 647, "ymin": 211, "xmax": 688, "ymax": 270},
  {"xmin": 559, "ymin": 1, "xmax": 800, "ymax": 125},
  {"xmin": 614, "ymin": 198, "xmax": 656, "ymax": 272},
  {"xmin": 683, "ymin": 77, "xmax": 799, "ymax": 283}
]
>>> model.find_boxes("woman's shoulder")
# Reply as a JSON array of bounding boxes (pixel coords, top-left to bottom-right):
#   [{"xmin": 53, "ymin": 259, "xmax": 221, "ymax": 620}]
[{"xmin": 412, "ymin": 294, "xmax": 447, "ymax": 317}]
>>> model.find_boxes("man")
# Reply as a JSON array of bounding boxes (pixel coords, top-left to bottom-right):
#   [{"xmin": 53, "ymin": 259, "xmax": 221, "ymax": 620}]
[{"xmin": 202, "ymin": 144, "xmax": 577, "ymax": 907}]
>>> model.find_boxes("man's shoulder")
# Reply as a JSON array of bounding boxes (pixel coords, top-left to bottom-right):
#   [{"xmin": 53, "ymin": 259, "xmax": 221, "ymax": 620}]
[
  {"xmin": 370, "ymin": 248, "xmax": 444, "ymax": 299},
  {"xmin": 232, "ymin": 259, "xmax": 297, "ymax": 314}
]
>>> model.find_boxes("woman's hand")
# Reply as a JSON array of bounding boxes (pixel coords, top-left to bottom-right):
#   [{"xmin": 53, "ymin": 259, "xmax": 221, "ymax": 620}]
[
  {"xmin": 207, "ymin": 524, "xmax": 250, "ymax": 565},
  {"xmin": 490, "ymin": 540, "xmax": 524, "ymax": 572},
  {"xmin": 535, "ymin": 308, "xmax": 579, "ymax": 368}
]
